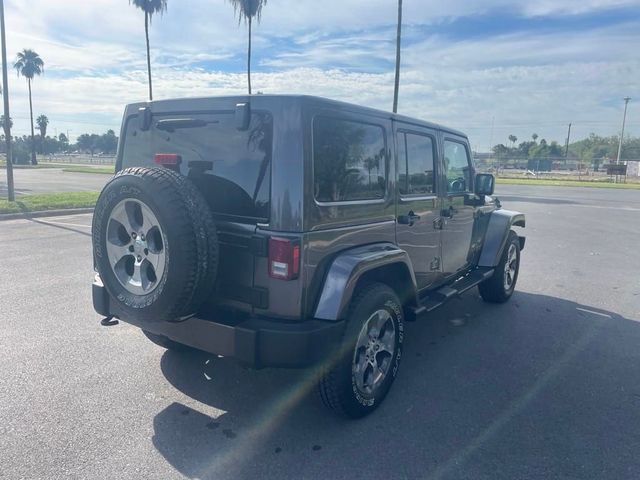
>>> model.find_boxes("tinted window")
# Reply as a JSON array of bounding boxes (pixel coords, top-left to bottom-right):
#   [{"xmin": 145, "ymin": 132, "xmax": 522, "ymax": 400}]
[
  {"xmin": 398, "ymin": 132, "xmax": 435, "ymax": 195},
  {"xmin": 313, "ymin": 117, "xmax": 386, "ymax": 202},
  {"xmin": 444, "ymin": 140, "xmax": 472, "ymax": 193},
  {"xmin": 122, "ymin": 112, "xmax": 272, "ymax": 220}
]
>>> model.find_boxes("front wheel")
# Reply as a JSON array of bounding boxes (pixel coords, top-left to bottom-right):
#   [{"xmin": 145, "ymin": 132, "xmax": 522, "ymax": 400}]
[
  {"xmin": 479, "ymin": 230, "xmax": 521, "ymax": 303},
  {"xmin": 318, "ymin": 283, "xmax": 404, "ymax": 418}
]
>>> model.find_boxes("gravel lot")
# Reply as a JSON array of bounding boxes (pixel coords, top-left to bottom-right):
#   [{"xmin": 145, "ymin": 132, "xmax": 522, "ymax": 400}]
[{"xmin": 1, "ymin": 185, "xmax": 639, "ymax": 479}]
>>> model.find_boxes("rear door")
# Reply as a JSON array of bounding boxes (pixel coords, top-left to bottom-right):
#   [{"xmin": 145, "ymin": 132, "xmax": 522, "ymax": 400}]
[
  {"xmin": 395, "ymin": 124, "xmax": 442, "ymax": 290},
  {"xmin": 439, "ymin": 136, "xmax": 476, "ymax": 277},
  {"xmin": 120, "ymin": 109, "xmax": 274, "ymax": 312}
]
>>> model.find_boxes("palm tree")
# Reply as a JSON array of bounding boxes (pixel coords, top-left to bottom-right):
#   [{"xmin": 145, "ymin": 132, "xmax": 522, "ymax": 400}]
[
  {"xmin": 508, "ymin": 134, "xmax": 517, "ymax": 149},
  {"xmin": 228, "ymin": 0, "xmax": 268, "ymax": 94},
  {"xmin": 130, "ymin": 0, "xmax": 168, "ymax": 101},
  {"xmin": 36, "ymin": 114, "xmax": 48, "ymax": 153},
  {"xmin": 14, "ymin": 49, "xmax": 44, "ymax": 165},
  {"xmin": 393, "ymin": 0, "xmax": 403, "ymax": 113},
  {"xmin": 532, "ymin": 133, "xmax": 538, "ymax": 142}
]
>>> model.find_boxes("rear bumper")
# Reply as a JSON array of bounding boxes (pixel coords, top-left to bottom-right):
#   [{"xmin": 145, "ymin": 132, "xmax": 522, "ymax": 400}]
[{"xmin": 93, "ymin": 280, "xmax": 345, "ymax": 369}]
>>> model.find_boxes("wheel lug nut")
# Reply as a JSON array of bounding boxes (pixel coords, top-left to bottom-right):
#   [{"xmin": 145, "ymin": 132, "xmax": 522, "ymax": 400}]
[
  {"xmin": 129, "ymin": 246, "xmax": 135, "ymax": 252},
  {"xmin": 137, "ymin": 256, "xmax": 142, "ymax": 262},
  {"xmin": 132, "ymin": 232, "xmax": 137, "ymax": 239}
]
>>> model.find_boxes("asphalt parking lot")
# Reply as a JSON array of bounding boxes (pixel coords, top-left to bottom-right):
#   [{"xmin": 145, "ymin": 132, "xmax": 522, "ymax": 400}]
[{"xmin": 1, "ymin": 185, "xmax": 639, "ymax": 479}]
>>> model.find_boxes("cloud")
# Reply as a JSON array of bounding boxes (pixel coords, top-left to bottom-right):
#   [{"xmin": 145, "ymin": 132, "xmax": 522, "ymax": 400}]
[{"xmin": 2, "ymin": 0, "xmax": 638, "ymax": 150}]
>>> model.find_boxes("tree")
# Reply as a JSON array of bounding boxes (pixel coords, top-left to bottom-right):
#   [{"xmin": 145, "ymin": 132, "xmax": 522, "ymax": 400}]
[
  {"xmin": 228, "ymin": 0, "xmax": 268, "ymax": 95},
  {"xmin": 14, "ymin": 49, "xmax": 44, "ymax": 165},
  {"xmin": 0, "ymin": 114, "xmax": 12, "ymax": 130},
  {"xmin": 98, "ymin": 129, "xmax": 118, "ymax": 154},
  {"xmin": 392, "ymin": 0, "xmax": 403, "ymax": 113},
  {"xmin": 77, "ymin": 133, "xmax": 100, "ymax": 156},
  {"xmin": 58, "ymin": 133, "xmax": 69, "ymax": 152},
  {"xmin": 532, "ymin": 133, "xmax": 538, "ymax": 142},
  {"xmin": 130, "ymin": 0, "xmax": 167, "ymax": 101},
  {"xmin": 508, "ymin": 135, "xmax": 517, "ymax": 148},
  {"xmin": 36, "ymin": 114, "xmax": 48, "ymax": 153}
]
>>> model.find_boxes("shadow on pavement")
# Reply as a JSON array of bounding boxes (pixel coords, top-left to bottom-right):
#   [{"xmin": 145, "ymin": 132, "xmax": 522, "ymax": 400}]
[{"xmin": 152, "ymin": 291, "xmax": 640, "ymax": 479}]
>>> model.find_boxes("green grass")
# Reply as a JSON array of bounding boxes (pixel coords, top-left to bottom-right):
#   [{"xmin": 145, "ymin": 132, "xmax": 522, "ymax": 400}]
[
  {"xmin": 496, "ymin": 177, "xmax": 640, "ymax": 189},
  {"xmin": 0, "ymin": 191, "xmax": 99, "ymax": 214},
  {"xmin": 62, "ymin": 166, "xmax": 115, "ymax": 175},
  {"xmin": 0, "ymin": 162, "xmax": 61, "ymax": 169}
]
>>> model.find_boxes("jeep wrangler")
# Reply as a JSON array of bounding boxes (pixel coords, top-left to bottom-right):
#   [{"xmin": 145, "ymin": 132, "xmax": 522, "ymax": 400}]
[{"xmin": 92, "ymin": 95, "xmax": 525, "ymax": 418}]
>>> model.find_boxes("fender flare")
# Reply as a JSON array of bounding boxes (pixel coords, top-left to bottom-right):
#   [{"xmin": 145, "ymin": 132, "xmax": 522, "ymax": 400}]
[
  {"xmin": 478, "ymin": 209, "xmax": 526, "ymax": 267},
  {"xmin": 313, "ymin": 243, "xmax": 417, "ymax": 321}
]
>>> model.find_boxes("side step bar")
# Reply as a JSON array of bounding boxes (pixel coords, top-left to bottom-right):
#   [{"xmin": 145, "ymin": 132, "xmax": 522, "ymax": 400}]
[{"xmin": 407, "ymin": 267, "xmax": 494, "ymax": 321}]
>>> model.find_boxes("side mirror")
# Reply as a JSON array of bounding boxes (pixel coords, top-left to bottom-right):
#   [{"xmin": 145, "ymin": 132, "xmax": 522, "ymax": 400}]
[
  {"xmin": 138, "ymin": 107, "xmax": 152, "ymax": 132},
  {"xmin": 475, "ymin": 173, "xmax": 495, "ymax": 196},
  {"xmin": 235, "ymin": 102, "xmax": 251, "ymax": 131}
]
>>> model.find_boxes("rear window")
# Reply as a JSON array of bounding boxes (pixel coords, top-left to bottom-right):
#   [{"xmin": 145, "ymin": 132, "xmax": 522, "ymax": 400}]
[
  {"xmin": 121, "ymin": 111, "xmax": 273, "ymax": 221},
  {"xmin": 313, "ymin": 116, "xmax": 387, "ymax": 203}
]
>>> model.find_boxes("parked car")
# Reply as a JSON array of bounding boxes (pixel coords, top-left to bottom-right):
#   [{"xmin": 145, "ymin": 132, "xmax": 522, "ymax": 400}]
[{"xmin": 92, "ymin": 95, "xmax": 525, "ymax": 418}]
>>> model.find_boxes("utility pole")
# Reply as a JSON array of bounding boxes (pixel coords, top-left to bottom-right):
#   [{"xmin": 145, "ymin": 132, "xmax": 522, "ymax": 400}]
[
  {"xmin": 392, "ymin": 0, "xmax": 402, "ymax": 114},
  {"xmin": 0, "ymin": 0, "xmax": 14, "ymax": 201},
  {"xmin": 615, "ymin": 97, "xmax": 631, "ymax": 184},
  {"xmin": 616, "ymin": 97, "xmax": 631, "ymax": 165},
  {"xmin": 564, "ymin": 122, "xmax": 572, "ymax": 159}
]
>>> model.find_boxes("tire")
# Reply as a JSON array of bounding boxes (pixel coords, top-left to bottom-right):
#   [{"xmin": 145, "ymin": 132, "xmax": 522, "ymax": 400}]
[
  {"xmin": 479, "ymin": 230, "xmax": 520, "ymax": 303},
  {"xmin": 318, "ymin": 283, "xmax": 404, "ymax": 418},
  {"xmin": 142, "ymin": 330, "xmax": 193, "ymax": 352},
  {"xmin": 92, "ymin": 167, "xmax": 218, "ymax": 322}
]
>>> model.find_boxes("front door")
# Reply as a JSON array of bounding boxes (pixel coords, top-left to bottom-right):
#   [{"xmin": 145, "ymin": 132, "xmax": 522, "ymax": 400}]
[
  {"xmin": 440, "ymin": 137, "xmax": 476, "ymax": 277},
  {"xmin": 395, "ymin": 126, "xmax": 442, "ymax": 290}
]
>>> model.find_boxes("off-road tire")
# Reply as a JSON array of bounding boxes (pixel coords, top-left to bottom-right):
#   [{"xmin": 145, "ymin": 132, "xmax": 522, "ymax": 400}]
[
  {"xmin": 479, "ymin": 230, "xmax": 520, "ymax": 303},
  {"xmin": 318, "ymin": 283, "xmax": 404, "ymax": 418},
  {"xmin": 142, "ymin": 330, "xmax": 194, "ymax": 352},
  {"xmin": 92, "ymin": 167, "xmax": 218, "ymax": 322}
]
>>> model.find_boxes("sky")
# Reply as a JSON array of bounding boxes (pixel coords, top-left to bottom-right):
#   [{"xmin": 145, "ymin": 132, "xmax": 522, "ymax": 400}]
[{"xmin": 2, "ymin": 0, "xmax": 639, "ymax": 152}]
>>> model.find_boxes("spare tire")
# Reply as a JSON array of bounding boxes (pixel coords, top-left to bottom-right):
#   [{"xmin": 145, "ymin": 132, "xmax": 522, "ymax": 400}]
[{"xmin": 92, "ymin": 167, "xmax": 218, "ymax": 322}]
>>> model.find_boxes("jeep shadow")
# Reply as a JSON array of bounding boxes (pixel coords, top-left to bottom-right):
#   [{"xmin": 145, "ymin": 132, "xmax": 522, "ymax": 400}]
[{"xmin": 152, "ymin": 290, "xmax": 640, "ymax": 480}]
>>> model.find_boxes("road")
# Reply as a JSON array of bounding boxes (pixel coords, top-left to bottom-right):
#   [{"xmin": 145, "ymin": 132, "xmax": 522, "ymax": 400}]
[
  {"xmin": 0, "ymin": 167, "xmax": 110, "ymax": 196},
  {"xmin": 1, "ymin": 185, "xmax": 639, "ymax": 479}
]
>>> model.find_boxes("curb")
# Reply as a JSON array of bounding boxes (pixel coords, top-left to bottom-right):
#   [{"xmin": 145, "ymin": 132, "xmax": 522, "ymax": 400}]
[{"xmin": 0, "ymin": 207, "xmax": 95, "ymax": 222}]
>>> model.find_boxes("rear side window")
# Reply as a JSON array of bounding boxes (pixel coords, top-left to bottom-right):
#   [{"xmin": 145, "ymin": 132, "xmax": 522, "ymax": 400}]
[
  {"xmin": 397, "ymin": 132, "xmax": 435, "ymax": 196},
  {"xmin": 121, "ymin": 112, "xmax": 273, "ymax": 221},
  {"xmin": 313, "ymin": 116, "xmax": 386, "ymax": 203}
]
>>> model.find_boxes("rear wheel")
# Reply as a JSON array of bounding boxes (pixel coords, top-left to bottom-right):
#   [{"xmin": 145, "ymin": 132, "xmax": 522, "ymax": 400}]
[
  {"xmin": 479, "ymin": 230, "xmax": 520, "ymax": 303},
  {"xmin": 318, "ymin": 283, "xmax": 404, "ymax": 418}
]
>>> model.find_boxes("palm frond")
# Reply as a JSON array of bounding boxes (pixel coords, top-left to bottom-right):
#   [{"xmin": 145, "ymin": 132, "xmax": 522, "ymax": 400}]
[
  {"xmin": 130, "ymin": 0, "xmax": 168, "ymax": 22},
  {"xmin": 228, "ymin": 0, "xmax": 267, "ymax": 25},
  {"xmin": 14, "ymin": 49, "xmax": 44, "ymax": 80}
]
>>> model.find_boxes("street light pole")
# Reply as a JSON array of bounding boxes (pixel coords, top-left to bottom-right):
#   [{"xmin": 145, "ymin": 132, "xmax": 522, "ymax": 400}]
[
  {"xmin": 616, "ymin": 97, "xmax": 631, "ymax": 165},
  {"xmin": 0, "ymin": 0, "xmax": 15, "ymax": 202}
]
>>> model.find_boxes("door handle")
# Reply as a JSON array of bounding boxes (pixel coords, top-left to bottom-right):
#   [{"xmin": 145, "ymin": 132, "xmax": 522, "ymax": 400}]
[{"xmin": 398, "ymin": 211, "xmax": 421, "ymax": 226}]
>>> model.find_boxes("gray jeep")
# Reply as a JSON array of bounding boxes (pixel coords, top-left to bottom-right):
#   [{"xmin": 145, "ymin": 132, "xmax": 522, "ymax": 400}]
[{"xmin": 92, "ymin": 95, "xmax": 525, "ymax": 418}]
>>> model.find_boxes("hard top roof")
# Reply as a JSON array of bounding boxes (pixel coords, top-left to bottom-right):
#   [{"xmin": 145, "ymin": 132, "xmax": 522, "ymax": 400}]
[{"xmin": 128, "ymin": 94, "xmax": 467, "ymax": 139}]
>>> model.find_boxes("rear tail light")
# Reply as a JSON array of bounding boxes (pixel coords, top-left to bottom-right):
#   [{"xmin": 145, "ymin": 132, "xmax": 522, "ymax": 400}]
[
  {"xmin": 154, "ymin": 153, "xmax": 182, "ymax": 166},
  {"xmin": 269, "ymin": 237, "xmax": 300, "ymax": 280}
]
